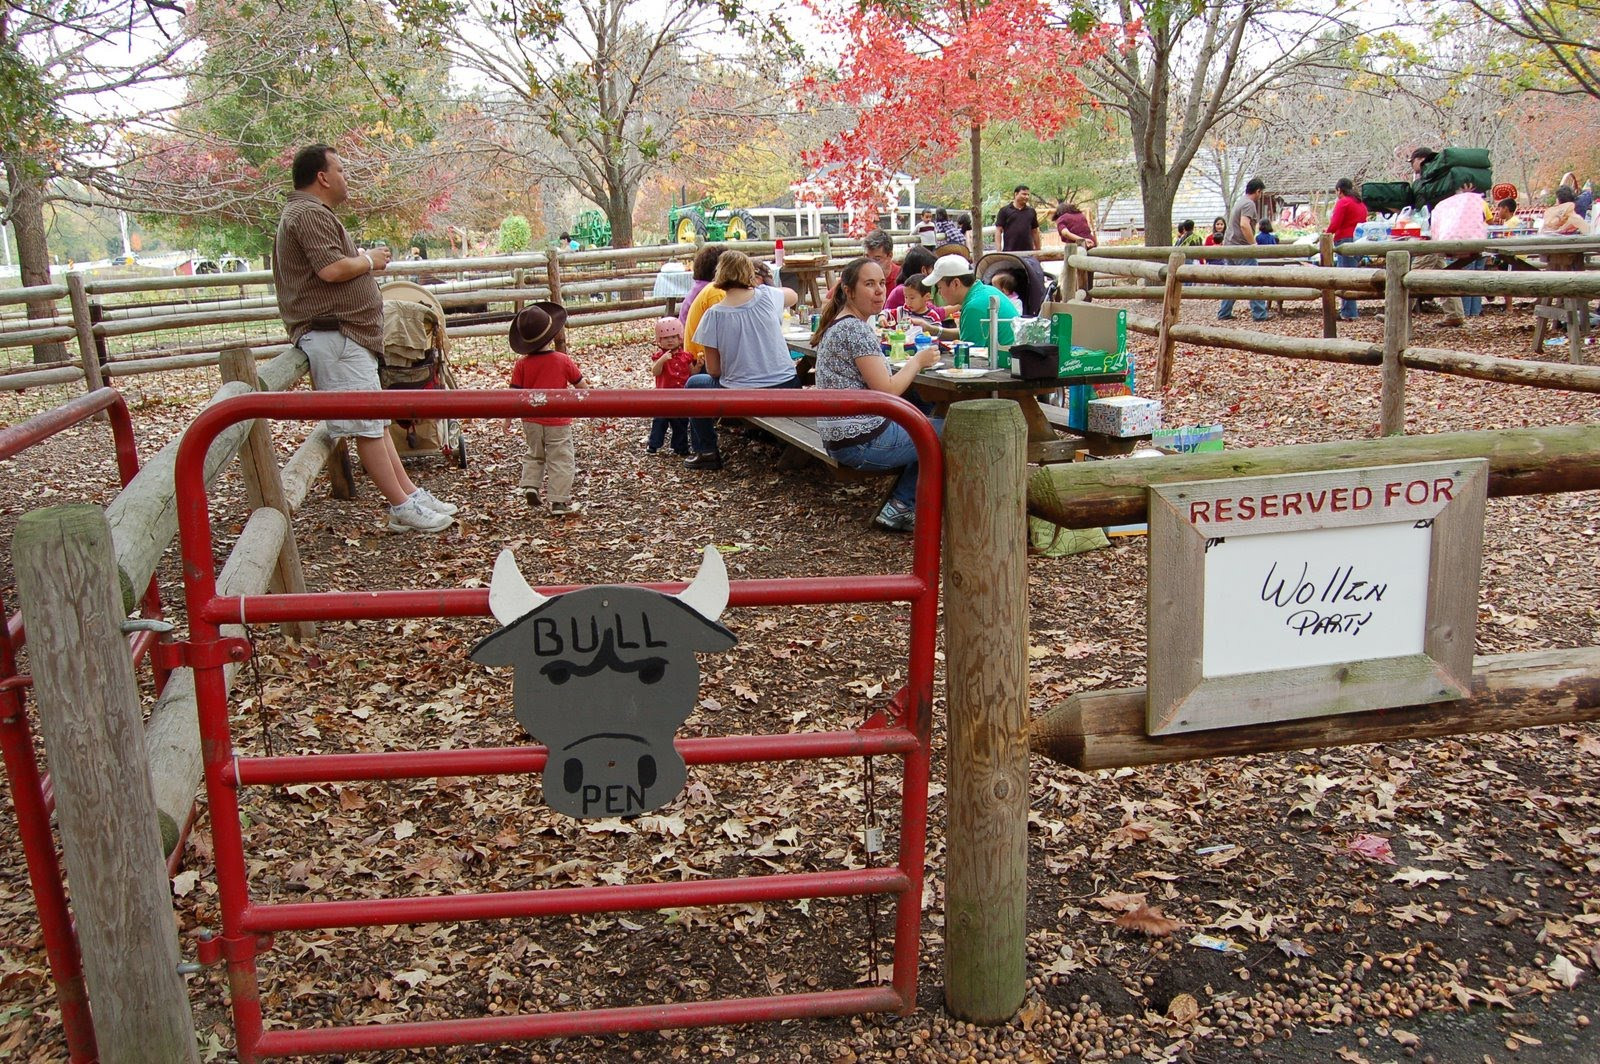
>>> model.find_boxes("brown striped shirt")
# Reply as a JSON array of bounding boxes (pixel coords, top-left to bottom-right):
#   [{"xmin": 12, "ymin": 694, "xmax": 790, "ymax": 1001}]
[{"xmin": 273, "ymin": 191, "xmax": 383, "ymax": 355}]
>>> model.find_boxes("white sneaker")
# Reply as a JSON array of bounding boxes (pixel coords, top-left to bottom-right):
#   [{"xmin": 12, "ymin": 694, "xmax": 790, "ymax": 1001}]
[
  {"xmin": 387, "ymin": 496, "xmax": 453, "ymax": 533},
  {"xmin": 410, "ymin": 487, "xmax": 458, "ymax": 516}
]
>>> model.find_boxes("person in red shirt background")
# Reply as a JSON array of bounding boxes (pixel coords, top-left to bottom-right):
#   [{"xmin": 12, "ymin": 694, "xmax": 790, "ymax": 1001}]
[
  {"xmin": 646, "ymin": 316, "xmax": 693, "ymax": 457},
  {"xmin": 507, "ymin": 301, "xmax": 587, "ymax": 515},
  {"xmin": 1327, "ymin": 177, "xmax": 1369, "ymax": 321},
  {"xmin": 1054, "ymin": 202, "xmax": 1097, "ymax": 294},
  {"xmin": 1201, "ymin": 216, "xmax": 1226, "ymax": 264}
]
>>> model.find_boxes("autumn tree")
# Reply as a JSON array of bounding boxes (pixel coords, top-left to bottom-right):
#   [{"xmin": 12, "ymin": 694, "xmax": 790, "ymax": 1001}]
[
  {"xmin": 1, "ymin": 0, "xmax": 184, "ymax": 361},
  {"xmin": 124, "ymin": 0, "xmax": 459, "ymax": 260},
  {"xmin": 798, "ymin": 0, "xmax": 1113, "ymax": 250},
  {"xmin": 1078, "ymin": 0, "xmax": 1374, "ymax": 246},
  {"xmin": 917, "ymin": 112, "xmax": 1138, "ymax": 226},
  {"xmin": 1456, "ymin": 0, "xmax": 1600, "ymax": 97},
  {"xmin": 449, "ymin": 0, "xmax": 792, "ymax": 248}
]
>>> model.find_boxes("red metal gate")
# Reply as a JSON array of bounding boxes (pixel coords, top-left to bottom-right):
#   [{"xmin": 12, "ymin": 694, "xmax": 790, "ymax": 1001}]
[
  {"xmin": 1, "ymin": 387, "xmax": 171, "ymax": 1063},
  {"xmin": 174, "ymin": 387, "xmax": 941, "ymax": 1060}
]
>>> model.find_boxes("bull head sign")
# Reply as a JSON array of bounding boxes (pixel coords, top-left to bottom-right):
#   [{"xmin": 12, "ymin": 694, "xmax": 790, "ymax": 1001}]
[{"xmin": 470, "ymin": 546, "xmax": 737, "ymax": 818}]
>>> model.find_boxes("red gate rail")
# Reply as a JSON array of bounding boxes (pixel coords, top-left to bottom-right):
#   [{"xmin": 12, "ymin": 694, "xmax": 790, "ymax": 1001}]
[
  {"xmin": 1, "ymin": 386, "xmax": 169, "ymax": 1064},
  {"xmin": 174, "ymin": 388, "xmax": 942, "ymax": 1062}
]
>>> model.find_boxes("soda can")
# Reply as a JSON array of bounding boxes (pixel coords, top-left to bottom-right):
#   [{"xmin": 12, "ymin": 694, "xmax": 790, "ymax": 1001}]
[{"xmin": 953, "ymin": 342, "xmax": 970, "ymax": 369}]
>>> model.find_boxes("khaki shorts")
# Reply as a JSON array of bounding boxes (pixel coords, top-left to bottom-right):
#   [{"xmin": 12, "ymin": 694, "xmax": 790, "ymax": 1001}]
[{"xmin": 298, "ymin": 330, "xmax": 387, "ymax": 439}]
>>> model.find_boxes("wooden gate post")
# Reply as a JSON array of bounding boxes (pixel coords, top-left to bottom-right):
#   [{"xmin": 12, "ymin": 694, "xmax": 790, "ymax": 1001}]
[
  {"xmin": 942, "ymin": 399, "xmax": 1030, "ymax": 1024},
  {"xmin": 219, "ymin": 346, "xmax": 316, "ymax": 642},
  {"xmin": 1155, "ymin": 252, "xmax": 1185, "ymax": 391},
  {"xmin": 545, "ymin": 248, "xmax": 567, "ymax": 351},
  {"xmin": 1319, "ymin": 233, "xmax": 1338, "ymax": 338},
  {"xmin": 13, "ymin": 505, "xmax": 200, "ymax": 1064},
  {"xmin": 1382, "ymin": 250, "xmax": 1410, "ymax": 436}
]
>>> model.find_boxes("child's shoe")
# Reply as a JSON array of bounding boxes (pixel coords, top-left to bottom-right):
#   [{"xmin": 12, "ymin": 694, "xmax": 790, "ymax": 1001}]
[
  {"xmin": 549, "ymin": 500, "xmax": 582, "ymax": 516},
  {"xmin": 523, "ymin": 489, "xmax": 542, "ymax": 510}
]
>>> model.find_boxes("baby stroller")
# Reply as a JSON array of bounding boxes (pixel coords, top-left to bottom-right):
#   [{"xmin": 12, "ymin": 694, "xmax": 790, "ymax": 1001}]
[
  {"xmin": 976, "ymin": 252, "xmax": 1052, "ymax": 316},
  {"xmin": 379, "ymin": 280, "xmax": 468, "ymax": 468}
]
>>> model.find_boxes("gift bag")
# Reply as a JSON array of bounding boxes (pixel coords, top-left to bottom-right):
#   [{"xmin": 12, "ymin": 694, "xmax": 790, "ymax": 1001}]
[{"xmin": 1151, "ymin": 423, "xmax": 1224, "ymax": 453}]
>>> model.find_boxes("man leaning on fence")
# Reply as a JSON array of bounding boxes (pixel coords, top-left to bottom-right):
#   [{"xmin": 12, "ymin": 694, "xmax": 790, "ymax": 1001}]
[
  {"xmin": 273, "ymin": 144, "xmax": 459, "ymax": 533},
  {"xmin": 1219, "ymin": 177, "xmax": 1270, "ymax": 323}
]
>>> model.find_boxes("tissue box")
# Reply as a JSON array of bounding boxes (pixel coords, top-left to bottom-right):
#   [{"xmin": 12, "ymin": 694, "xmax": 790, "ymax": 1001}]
[
  {"xmin": 1087, "ymin": 395, "xmax": 1161, "ymax": 437},
  {"xmin": 1058, "ymin": 345, "xmax": 1128, "ymax": 376}
]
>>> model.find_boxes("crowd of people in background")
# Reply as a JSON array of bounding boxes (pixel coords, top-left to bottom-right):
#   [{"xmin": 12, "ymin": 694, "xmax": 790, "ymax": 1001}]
[{"xmin": 280, "ymin": 137, "xmax": 1596, "ymax": 536}]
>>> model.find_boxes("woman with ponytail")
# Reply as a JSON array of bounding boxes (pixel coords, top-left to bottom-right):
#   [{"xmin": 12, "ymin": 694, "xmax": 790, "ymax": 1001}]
[{"xmin": 812, "ymin": 257, "xmax": 942, "ymax": 533}]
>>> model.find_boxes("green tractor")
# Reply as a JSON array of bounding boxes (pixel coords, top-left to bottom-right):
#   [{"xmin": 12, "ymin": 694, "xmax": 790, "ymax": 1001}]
[
  {"xmin": 668, "ymin": 195, "xmax": 764, "ymax": 244},
  {"xmin": 571, "ymin": 209, "xmax": 612, "ymax": 249}
]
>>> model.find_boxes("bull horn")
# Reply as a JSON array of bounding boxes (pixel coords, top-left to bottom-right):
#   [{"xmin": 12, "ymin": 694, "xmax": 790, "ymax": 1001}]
[
  {"xmin": 489, "ymin": 549, "xmax": 547, "ymax": 625},
  {"xmin": 676, "ymin": 545, "xmax": 728, "ymax": 622}
]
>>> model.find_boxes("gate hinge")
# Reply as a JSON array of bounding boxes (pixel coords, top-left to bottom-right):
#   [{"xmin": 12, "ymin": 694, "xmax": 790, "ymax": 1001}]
[
  {"xmin": 165, "ymin": 638, "xmax": 253, "ymax": 671},
  {"xmin": 194, "ymin": 929, "xmax": 275, "ymax": 968}
]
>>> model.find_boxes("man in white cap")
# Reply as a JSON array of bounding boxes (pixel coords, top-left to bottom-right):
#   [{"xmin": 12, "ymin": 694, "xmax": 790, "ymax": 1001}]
[{"xmin": 923, "ymin": 254, "xmax": 1019, "ymax": 348}]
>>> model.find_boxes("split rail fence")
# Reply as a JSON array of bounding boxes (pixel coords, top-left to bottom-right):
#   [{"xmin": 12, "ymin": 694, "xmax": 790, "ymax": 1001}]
[
  {"xmin": 0, "ymin": 233, "xmax": 961, "ymax": 393},
  {"xmin": 1065, "ymin": 238, "xmax": 1600, "ymax": 430}
]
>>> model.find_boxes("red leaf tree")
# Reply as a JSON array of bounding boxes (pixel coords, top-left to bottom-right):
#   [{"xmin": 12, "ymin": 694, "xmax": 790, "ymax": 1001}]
[{"xmin": 797, "ymin": 0, "xmax": 1122, "ymax": 248}]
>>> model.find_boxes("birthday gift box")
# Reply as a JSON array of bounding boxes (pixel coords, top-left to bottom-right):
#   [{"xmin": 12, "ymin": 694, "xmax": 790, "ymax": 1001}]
[{"xmin": 1087, "ymin": 395, "xmax": 1162, "ymax": 437}]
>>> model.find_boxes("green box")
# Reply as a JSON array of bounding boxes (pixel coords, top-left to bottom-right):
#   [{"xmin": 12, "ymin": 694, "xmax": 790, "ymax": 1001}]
[{"xmin": 1044, "ymin": 308, "xmax": 1128, "ymax": 376}]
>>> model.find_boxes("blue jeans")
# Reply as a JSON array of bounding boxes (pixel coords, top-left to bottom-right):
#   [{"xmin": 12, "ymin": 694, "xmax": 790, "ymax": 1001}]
[
  {"xmin": 1218, "ymin": 257, "xmax": 1268, "ymax": 321},
  {"xmin": 1335, "ymin": 244, "xmax": 1361, "ymax": 319},
  {"xmin": 829, "ymin": 417, "xmax": 944, "ymax": 507},
  {"xmin": 1460, "ymin": 257, "xmax": 1485, "ymax": 317},
  {"xmin": 685, "ymin": 372, "xmax": 800, "ymax": 454},
  {"xmin": 648, "ymin": 417, "xmax": 688, "ymax": 454}
]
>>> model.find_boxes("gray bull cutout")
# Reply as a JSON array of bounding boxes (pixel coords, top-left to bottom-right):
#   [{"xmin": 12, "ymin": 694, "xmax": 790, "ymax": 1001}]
[{"xmin": 470, "ymin": 546, "xmax": 736, "ymax": 818}]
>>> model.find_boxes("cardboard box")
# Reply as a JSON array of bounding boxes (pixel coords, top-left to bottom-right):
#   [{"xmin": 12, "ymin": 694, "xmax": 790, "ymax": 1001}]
[
  {"xmin": 1012, "ymin": 301, "xmax": 1130, "ymax": 378},
  {"xmin": 1087, "ymin": 395, "xmax": 1162, "ymax": 437}
]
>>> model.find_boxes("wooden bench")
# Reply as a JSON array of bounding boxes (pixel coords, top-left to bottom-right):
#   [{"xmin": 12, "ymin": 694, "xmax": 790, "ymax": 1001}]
[
  {"xmin": 742, "ymin": 414, "xmax": 838, "ymax": 470},
  {"xmin": 741, "ymin": 414, "xmax": 901, "ymax": 481}
]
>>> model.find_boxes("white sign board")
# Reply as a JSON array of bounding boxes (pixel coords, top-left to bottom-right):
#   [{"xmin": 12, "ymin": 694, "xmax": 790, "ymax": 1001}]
[
  {"xmin": 1200, "ymin": 521, "xmax": 1430, "ymax": 678},
  {"xmin": 1147, "ymin": 460, "xmax": 1488, "ymax": 736}
]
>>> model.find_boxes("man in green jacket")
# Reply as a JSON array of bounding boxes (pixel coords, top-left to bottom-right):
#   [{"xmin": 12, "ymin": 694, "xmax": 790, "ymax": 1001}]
[{"xmin": 924, "ymin": 254, "xmax": 1018, "ymax": 348}]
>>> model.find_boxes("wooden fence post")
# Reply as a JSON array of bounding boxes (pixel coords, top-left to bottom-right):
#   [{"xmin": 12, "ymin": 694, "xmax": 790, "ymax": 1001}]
[
  {"xmin": 219, "ymin": 347, "xmax": 315, "ymax": 642},
  {"xmin": 1319, "ymin": 233, "xmax": 1337, "ymax": 338},
  {"xmin": 66, "ymin": 272, "xmax": 105, "ymax": 395},
  {"xmin": 545, "ymin": 248, "xmax": 567, "ymax": 350},
  {"xmin": 1155, "ymin": 252, "xmax": 1184, "ymax": 391},
  {"xmin": 1382, "ymin": 251, "xmax": 1410, "ymax": 436},
  {"xmin": 942, "ymin": 399, "xmax": 1030, "ymax": 1024},
  {"xmin": 13, "ymin": 506, "xmax": 200, "ymax": 1064}
]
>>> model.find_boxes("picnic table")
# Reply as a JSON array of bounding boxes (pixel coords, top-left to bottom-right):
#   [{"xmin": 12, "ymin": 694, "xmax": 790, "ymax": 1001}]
[
  {"xmin": 911, "ymin": 365, "xmax": 1127, "ymax": 463},
  {"xmin": 769, "ymin": 332, "xmax": 1125, "ymax": 465}
]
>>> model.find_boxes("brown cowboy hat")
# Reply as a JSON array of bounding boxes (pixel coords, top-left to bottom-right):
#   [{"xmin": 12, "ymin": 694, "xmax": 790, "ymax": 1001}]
[{"xmin": 508, "ymin": 300, "xmax": 567, "ymax": 354}]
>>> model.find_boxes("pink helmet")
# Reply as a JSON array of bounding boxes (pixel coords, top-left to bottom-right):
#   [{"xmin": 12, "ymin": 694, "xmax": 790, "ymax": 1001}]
[{"xmin": 654, "ymin": 317, "xmax": 684, "ymax": 346}]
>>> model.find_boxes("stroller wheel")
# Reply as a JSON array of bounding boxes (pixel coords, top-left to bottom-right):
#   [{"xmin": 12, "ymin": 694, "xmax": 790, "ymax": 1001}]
[{"xmin": 455, "ymin": 434, "xmax": 468, "ymax": 469}]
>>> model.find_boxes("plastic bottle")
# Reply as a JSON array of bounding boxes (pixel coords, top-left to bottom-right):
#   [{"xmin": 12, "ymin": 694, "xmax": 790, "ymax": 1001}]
[{"xmin": 774, "ymin": 238, "xmax": 785, "ymax": 269}]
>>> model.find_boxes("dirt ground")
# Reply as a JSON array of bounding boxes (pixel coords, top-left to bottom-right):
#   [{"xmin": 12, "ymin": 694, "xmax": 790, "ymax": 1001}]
[{"xmin": 0, "ymin": 293, "xmax": 1597, "ymax": 1063}]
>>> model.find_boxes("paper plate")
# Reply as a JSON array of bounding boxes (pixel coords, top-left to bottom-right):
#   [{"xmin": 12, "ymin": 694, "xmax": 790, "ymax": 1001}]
[{"xmin": 935, "ymin": 367, "xmax": 990, "ymax": 379}]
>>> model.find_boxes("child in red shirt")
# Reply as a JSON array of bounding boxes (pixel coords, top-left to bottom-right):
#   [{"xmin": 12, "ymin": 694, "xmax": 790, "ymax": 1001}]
[
  {"xmin": 507, "ymin": 301, "xmax": 586, "ymax": 515},
  {"xmin": 647, "ymin": 317, "xmax": 692, "ymax": 456}
]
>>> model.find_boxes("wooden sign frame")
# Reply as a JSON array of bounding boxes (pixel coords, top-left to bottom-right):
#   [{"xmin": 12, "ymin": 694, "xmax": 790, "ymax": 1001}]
[{"xmin": 1147, "ymin": 460, "xmax": 1488, "ymax": 736}]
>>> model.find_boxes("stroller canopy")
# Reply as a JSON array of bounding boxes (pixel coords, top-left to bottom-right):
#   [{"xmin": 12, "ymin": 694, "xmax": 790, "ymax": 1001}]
[{"xmin": 976, "ymin": 253, "xmax": 1047, "ymax": 316}]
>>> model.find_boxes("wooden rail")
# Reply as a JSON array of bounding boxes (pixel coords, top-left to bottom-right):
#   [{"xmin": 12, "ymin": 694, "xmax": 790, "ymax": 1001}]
[
  {"xmin": 0, "ymin": 238, "xmax": 887, "ymax": 392},
  {"xmin": 1071, "ymin": 243, "xmax": 1599, "ymax": 396}
]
